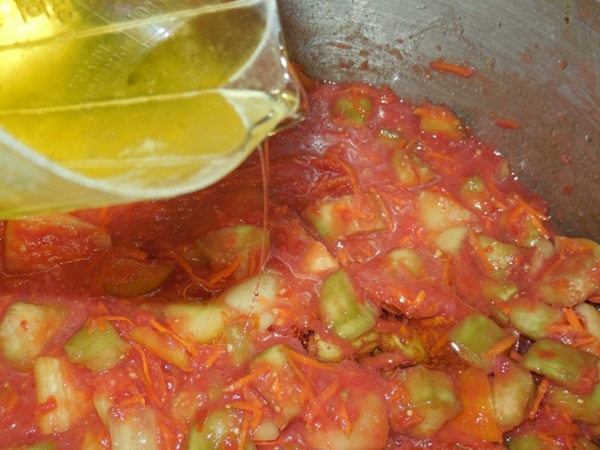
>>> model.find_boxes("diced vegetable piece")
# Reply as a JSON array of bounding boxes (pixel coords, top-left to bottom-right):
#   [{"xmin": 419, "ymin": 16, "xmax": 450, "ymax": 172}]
[
  {"xmin": 385, "ymin": 248, "xmax": 425, "ymax": 278},
  {"xmin": 4, "ymin": 214, "xmax": 111, "ymax": 273},
  {"xmin": 434, "ymin": 226, "xmax": 470, "ymax": 255},
  {"xmin": 34, "ymin": 357, "xmax": 86, "ymax": 434},
  {"xmin": 187, "ymin": 407, "xmax": 255, "ymax": 450},
  {"xmin": 310, "ymin": 332, "xmax": 344, "ymax": 363},
  {"xmin": 545, "ymin": 382, "xmax": 600, "ymax": 424},
  {"xmin": 15, "ymin": 442, "xmax": 57, "ymax": 450},
  {"xmin": 416, "ymin": 190, "xmax": 475, "ymax": 233},
  {"xmin": 304, "ymin": 389, "xmax": 389, "ymax": 450},
  {"xmin": 98, "ymin": 250, "xmax": 174, "ymax": 297},
  {"xmin": 248, "ymin": 345, "xmax": 309, "ymax": 428},
  {"xmin": 304, "ymin": 193, "xmax": 389, "ymax": 241},
  {"xmin": 64, "ymin": 322, "xmax": 129, "ymax": 371},
  {"xmin": 449, "ymin": 312, "xmax": 514, "ymax": 369},
  {"xmin": 392, "ymin": 148, "xmax": 437, "ymax": 188},
  {"xmin": 507, "ymin": 297, "xmax": 563, "ymax": 340},
  {"xmin": 481, "ymin": 279, "xmax": 518, "ymax": 303},
  {"xmin": 575, "ymin": 436, "xmax": 600, "ymax": 450},
  {"xmin": 384, "ymin": 331, "xmax": 428, "ymax": 364},
  {"xmin": 82, "ymin": 432, "xmax": 106, "ymax": 450},
  {"xmin": 388, "ymin": 365, "xmax": 461, "ymax": 438},
  {"xmin": 164, "ymin": 302, "xmax": 229, "ymax": 345},
  {"xmin": 576, "ymin": 303, "xmax": 600, "ymax": 339},
  {"xmin": 223, "ymin": 323, "xmax": 256, "ymax": 368},
  {"xmin": 476, "ymin": 235, "xmax": 521, "ymax": 280},
  {"xmin": 319, "ymin": 270, "xmax": 376, "ymax": 341},
  {"xmin": 444, "ymin": 367, "xmax": 503, "ymax": 443},
  {"xmin": 169, "ymin": 387, "xmax": 206, "ymax": 422},
  {"xmin": 129, "ymin": 326, "xmax": 191, "ymax": 372},
  {"xmin": 301, "ymin": 239, "xmax": 339, "ymax": 275},
  {"xmin": 221, "ymin": 274, "xmax": 280, "ymax": 331},
  {"xmin": 499, "ymin": 201, "xmax": 547, "ymax": 248},
  {"xmin": 536, "ymin": 253, "xmax": 600, "ymax": 307},
  {"xmin": 413, "ymin": 102, "xmax": 465, "ymax": 139},
  {"xmin": 331, "ymin": 86, "xmax": 373, "ymax": 125},
  {"xmin": 520, "ymin": 338, "xmax": 599, "ymax": 393},
  {"xmin": 92, "ymin": 389, "xmax": 113, "ymax": 429},
  {"xmin": 506, "ymin": 433, "xmax": 563, "ymax": 450},
  {"xmin": 491, "ymin": 358, "xmax": 536, "ymax": 430},
  {"xmin": 189, "ymin": 224, "xmax": 269, "ymax": 282},
  {"xmin": 459, "ymin": 175, "xmax": 493, "ymax": 213},
  {"xmin": 108, "ymin": 405, "xmax": 159, "ymax": 450},
  {"xmin": 0, "ymin": 302, "xmax": 65, "ymax": 371}
]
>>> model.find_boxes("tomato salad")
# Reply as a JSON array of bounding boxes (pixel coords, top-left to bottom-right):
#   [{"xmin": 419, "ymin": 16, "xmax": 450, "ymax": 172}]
[{"xmin": 1, "ymin": 80, "xmax": 600, "ymax": 449}]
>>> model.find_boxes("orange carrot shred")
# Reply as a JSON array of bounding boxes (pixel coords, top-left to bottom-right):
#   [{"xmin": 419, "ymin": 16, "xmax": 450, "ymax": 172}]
[
  {"xmin": 224, "ymin": 366, "xmax": 270, "ymax": 392},
  {"xmin": 149, "ymin": 317, "xmax": 197, "ymax": 355},
  {"xmin": 485, "ymin": 335, "xmax": 517, "ymax": 358},
  {"xmin": 563, "ymin": 308, "xmax": 583, "ymax": 328},
  {"xmin": 207, "ymin": 255, "xmax": 242, "ymax": 285},
  {"xmin": 529, "ymin": 378, "xmax": 550, "ymax": 419},
  {"xmin": 429, "ymin": 58, "xmax": 476, "ymax": 78}
]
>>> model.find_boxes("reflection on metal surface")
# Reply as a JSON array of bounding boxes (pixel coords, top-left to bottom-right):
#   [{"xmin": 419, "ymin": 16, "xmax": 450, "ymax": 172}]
[{"xmin": 279, "ymin": 0, "xmax": 600, "ymax": 240}]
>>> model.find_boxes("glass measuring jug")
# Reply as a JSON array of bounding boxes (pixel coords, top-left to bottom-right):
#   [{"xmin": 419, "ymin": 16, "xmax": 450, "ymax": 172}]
[{"xmin": 0, "ymin": 0, "xmax": 305, "ymax": 217}]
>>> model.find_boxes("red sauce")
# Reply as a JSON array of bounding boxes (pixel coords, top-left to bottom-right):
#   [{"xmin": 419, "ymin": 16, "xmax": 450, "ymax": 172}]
[{"xmin": 1, "ymin": 81, "xmax": 599, "ymax": 449}]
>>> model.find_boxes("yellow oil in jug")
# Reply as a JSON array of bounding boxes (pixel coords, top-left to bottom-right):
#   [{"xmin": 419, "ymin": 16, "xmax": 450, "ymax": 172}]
[{"xmin": 0, "ymin": 1, "xmax": 300, "ymax": 193}]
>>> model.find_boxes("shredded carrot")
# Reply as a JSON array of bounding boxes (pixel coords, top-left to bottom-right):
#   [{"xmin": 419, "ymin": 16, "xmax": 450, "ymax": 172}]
[
  {"xmin": 485, "ymin": 335, "xmax": 517, "ymax": 358},
  {"xmin": 238, "ymin": 411, "xmax": 251, "ymax": 450},
  {"xmin": 304, "ymin": 378, "xmax": 342, "ymax": 422},
  {"xmin": 167, "ymin": 251, "xmax": 208, "ymax": 284},
  {"xmin": 283, "ymin": 352, "xmax": 316, "ymax": 399},
  {"xmin": 86, "ymin": 314, "xmax": 134, "ymax": 333},
  {"xmin": 494, "ymin": 117, "xmax": 522, "ymax": 129},
  {"xmin": 284, "ymin": 347, "xmax": 336, "ymax": 373},
  {"xmin": 412, "ymin": 289, "xmax": 426, "ymax": 305},
  {"xmin": 224, "ymin": 366, "xmax": 270, "ymax": 392},
  {"xmin": 132, "ymin": 345, "xmax": 162, "ymax": 406},
  {"xmin": 207, "ymin": 255, "xmax": 242, "ymax": 285},
  {"xmin": 338, "ymin": 400, "xmax": 353, "ymax": 436},
  {"xmin": 529, "ymin": 378, "xmax": 550, "ymax": 419},
  {"xmin": 510, "ymin": 350, "xmax": 523, "ymax": 362},
  {"xmin": 149, "ymin": 317, "xmax": 197, "ymax": 355},
  {"xmin": 563, "ymin": 308, "xmax": 584, "ymax": 328},
  {"xmin": 204, "ymin": 347, "xmax": 223, "ymax": 367},
  {"xmin": 429, "ymin": 58, "xmax": 476, "ymax": 78}
]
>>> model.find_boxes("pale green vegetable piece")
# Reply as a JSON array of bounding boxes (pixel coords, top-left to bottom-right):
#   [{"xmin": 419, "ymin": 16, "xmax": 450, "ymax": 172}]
[
  {"xmin": 390, "ymin": 365, "xmax": 461, "ymax": 438},
  {"xmin": 319, "ymin": 269, "xmax": 376, "ymax": 341},
  {"xmin": 434, "ymin": 226, "xmax": 470, "ymax": 255},
  {"xmin": 304, "ymin": 390, "xmax": 389, "ymax": 450},
  {"xmin": 416, "ymin": 190, "xmax": 475, "ymax": 232},
  {"xmin": 187, "ymin": 407, "xmax": 256, "ymax": 450},
  {"xmin": 221, "ymin": 274, "xmax": 280, "ymax": 331},
  {"xmin": 304, "ymin": 193, "xmax": 388, "ymax": 241},
  {"xmin": 64, "ymin": 322, "xmax": 129, "ymax": 372},
  {"xmin": 164, "ymin": 302, "xmax": 230, "ymax": 344},
  {"xmin": 491, "ymin": 359, "xmax": 536, "ymax": 430},
  {"xmin": 0, "ymin": 302, "xmax": 65, "ymax": 371},
  {"xmin": 108, "ymin": 405, "xmax": 160, "ymax": 450},
  {"xmin": 34, "ymin": 357, "xmax": 85, "ymax": 434}
]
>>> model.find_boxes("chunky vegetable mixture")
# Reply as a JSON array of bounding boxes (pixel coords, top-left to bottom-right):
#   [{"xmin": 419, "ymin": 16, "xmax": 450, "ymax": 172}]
[{"xmin": 1, "ymin": 80, "xmax": 600, "ymax": 449}]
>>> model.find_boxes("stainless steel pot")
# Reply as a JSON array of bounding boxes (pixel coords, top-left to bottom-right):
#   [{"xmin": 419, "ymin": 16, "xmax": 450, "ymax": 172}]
[{"xmin": 279, "ymin": 0, "xmax": 600, "ymax": 240}]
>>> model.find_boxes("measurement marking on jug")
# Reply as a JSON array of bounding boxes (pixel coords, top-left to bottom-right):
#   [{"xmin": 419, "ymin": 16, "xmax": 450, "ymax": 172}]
[
  {"xmin": 14, "ymin": 0, "xmax": 49, "ymax": 22},
  {"xmin": 11, "ymin": 0, "xmax": 77, "ymax": 24}
]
